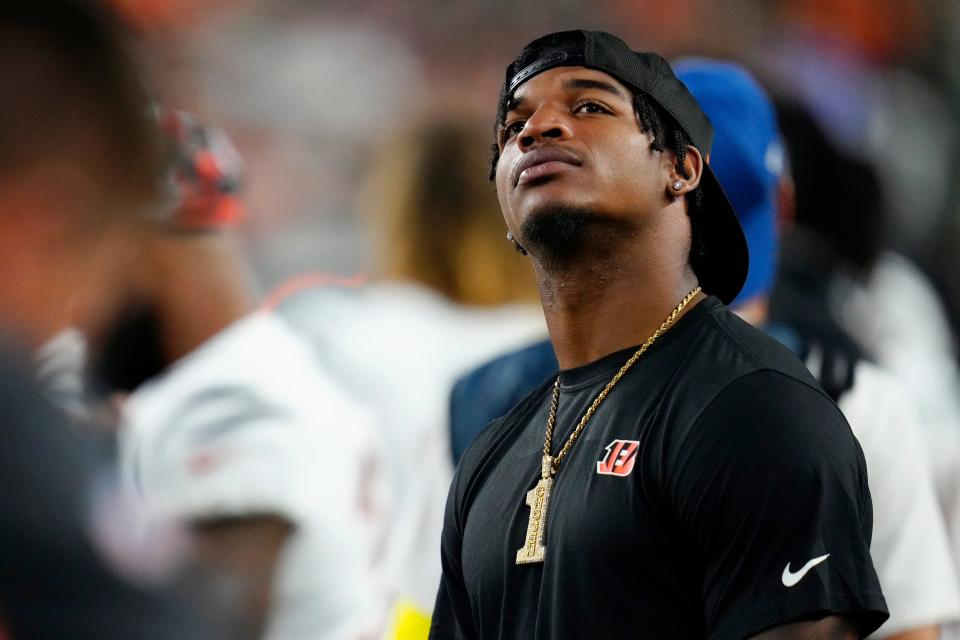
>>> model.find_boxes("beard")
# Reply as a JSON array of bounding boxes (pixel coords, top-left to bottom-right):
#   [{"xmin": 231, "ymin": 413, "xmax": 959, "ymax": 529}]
[{"xmin": 519, "ymin": 204, "xmax": 634, "ymax": 272}]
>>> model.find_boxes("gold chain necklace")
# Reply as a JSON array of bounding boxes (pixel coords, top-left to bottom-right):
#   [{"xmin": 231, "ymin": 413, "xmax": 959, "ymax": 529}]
[{"xmin": 516, "ymin": 286, "xmax": 702, "ymax": 564}]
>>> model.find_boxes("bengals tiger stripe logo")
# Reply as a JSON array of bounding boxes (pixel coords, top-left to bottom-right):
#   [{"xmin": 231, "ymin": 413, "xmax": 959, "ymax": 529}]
[{"xmin": 596, "ymin": 439, "xmax": 640, "ymax": 476}]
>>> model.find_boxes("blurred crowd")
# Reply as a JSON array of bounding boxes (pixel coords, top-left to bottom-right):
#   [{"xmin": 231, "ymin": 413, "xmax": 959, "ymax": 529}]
[{"xmin": 2, "ymin": 0, "xmax": 960, "ymax": 639}]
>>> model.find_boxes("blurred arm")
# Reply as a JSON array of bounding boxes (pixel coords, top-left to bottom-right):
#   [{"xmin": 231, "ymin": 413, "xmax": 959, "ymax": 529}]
[
  {"xmin": 748, "ymin": 616, "xmax": 857, "ymax": 639},
  {"xmin": 192, "ymin": 515, "xmax": 293, "ymax": 639},
  {"xmin": 885, "ymin": 627, "xmax": 939, "ymax": 640},
  {"xmin": 144, "ymin": 231, "xmax": 257, "ymax": 363}
]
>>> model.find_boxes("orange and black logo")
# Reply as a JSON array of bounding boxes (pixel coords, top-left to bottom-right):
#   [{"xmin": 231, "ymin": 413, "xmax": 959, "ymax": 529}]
[{"xmin": 596, "ymin": 439, "xmax": 640, "ymax": 476}]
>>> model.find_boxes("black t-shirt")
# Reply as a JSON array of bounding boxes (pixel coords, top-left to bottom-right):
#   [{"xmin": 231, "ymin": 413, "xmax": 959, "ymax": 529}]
[{"xmin": 430, "ymin": 297, "xmax": 887, "ymax": 640}]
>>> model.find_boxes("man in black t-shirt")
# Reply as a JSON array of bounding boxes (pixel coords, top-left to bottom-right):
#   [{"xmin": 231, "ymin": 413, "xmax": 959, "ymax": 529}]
[{"xmin": 430, "ymin": 31, "xmax": 887, "ymax": 639}]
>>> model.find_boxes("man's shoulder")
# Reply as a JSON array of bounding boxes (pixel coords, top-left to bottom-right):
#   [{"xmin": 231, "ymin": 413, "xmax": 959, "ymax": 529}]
[
  {"xmin": 702, "ymin": 303, "xmax": 821, "ymax": 385},
  {"xmin": 122, "ymin": 312, "xmax": 381, "ymax": 521},
  {"xmin": 668, "ymin": 303, "xmax": 831, "ymax": 421},
  {"xmin": 643, "ymin": 304, "xmax": 857, "ymax": 470}
]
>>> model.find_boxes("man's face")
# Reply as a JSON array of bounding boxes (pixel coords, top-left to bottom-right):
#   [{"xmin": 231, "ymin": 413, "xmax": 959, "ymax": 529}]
[{"xmin": 494, "ymin": 66, "xmax": 672, "ymax": 240}]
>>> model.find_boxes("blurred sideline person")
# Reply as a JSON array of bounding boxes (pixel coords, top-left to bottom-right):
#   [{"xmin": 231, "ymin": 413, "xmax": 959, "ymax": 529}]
[
  {"xmin": 82, "ymin": 109, "xmax": 389, "ymax": 640},
  {"xmin": 770, "ymin": 102, "xmax": 960, "ymax": 640},
  {"xmin": 688, "ymin": 61, "xmax": 959, "ymax": 640},
  {"xmin": 848, "ymin": 249, "xmax": 960, "ymax": 640},
  {"xmin": 449, "ymin": 58, "xmax": 959, "ymax": 639},
  {"xmin": 274, "ymin": 119, "xmax": 546, "ymax": 634},
  {"xmin": 432, "ymin": 31, "xmax": 886, "ymax": 639},
  {"xmin": 370, "ymin": 121, "xmax": 541, "ymax": 307},
  {"xmin": 0, "ymin": 2, "xmax": 224, "ymax": 638}
]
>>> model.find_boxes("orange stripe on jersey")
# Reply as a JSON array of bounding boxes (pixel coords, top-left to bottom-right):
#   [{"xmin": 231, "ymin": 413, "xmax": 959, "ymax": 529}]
[{"xmin": 261, "ymin": 271, "xmax": 368, "ymax": 311}]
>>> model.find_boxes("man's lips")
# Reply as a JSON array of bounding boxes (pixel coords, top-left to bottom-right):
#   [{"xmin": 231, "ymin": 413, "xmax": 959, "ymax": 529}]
[{"xmin": 513, "ymin": 147, "xmax": 582, "ymax": 187}]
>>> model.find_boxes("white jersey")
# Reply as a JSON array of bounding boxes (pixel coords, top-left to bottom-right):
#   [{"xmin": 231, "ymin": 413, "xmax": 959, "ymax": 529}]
[
  {"xmin": 827, "ymin": 358, "xmax": 960, "ymax": 636},
  {"xmin": 121, "ymin": 312, "xmax": 387, "ymax": 640},
  {"xmin": 278, "ymin": 282, "xmax": 547, "ymax": 618},
  {"xmin": 835, "ymin": 252, "xmax": 960, "ymax": 638}
]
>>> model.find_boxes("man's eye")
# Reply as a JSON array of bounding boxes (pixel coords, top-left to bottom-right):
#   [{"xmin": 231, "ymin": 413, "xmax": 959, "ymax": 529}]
[
  {"xmin": 575, "ymin": 102, "xmax": 608, "ymax": 114},
  {"xmin": 501, "ymin": 121, "xmax": 525, "ymax": 142}
]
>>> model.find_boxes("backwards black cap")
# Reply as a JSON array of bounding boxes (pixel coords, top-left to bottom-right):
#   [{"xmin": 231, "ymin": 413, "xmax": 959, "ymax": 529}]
[{"xmin": 499, "ymin": 30, "xmax": 748, "ymax": 305}]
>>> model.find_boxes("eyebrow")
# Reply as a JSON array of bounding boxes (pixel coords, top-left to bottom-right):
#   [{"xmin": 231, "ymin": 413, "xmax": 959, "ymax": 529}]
[
  {"xmin": 500, "ymin": 77, "xmax": 628, "ymax": 126},
  {"xmin": 505, "ymin": 77, "xmax": 626, "ymax": 111}
]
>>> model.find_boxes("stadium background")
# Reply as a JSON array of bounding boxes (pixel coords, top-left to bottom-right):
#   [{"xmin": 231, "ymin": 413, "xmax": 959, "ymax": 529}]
[{"xmin": 106, "ymin": 0, "xmax": 960, "ymax": 338}]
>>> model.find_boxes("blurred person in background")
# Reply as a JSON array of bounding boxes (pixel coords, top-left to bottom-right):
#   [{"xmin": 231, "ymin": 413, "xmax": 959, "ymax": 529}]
[
  {"xmin": 81, "ymin": 108, "xmax": 389, "ymax": 640},
  {"xmin": 0, "ymin": 2, "xmax": 225, "ymax": 638},
  {"xmin": 368, "ymin": 121, "xmax": 540, "ymax": 309},
  {"xmin": 677, "ymin": 60, "xmax": 959, "ymax": 640},
  {"xmin": 448, "ymin": 54, "xmax": 959, "ymax": 640},
  {"xmin": 748, "ymin": 11, "xmax": 960, "ymax": 598},
  {"xmin": 273, "ymin": 119, "xmax": 546, "ymax": 637},
  {"xmin": 432, "ymin": 30, "xmax": 887, "ymax": 639},
  {"xmin": 770, "ymin": 102, "xmax": 960, "ymax": 640}
]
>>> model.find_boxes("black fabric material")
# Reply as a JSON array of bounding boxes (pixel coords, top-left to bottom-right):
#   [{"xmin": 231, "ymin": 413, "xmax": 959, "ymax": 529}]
[
  {"xmin": 500, "ymin": 30, "xmax": 749, "ymax": 304},
  {"xmin": 431, "ymin": 297, "xmax": 887, "ymax": 640}
]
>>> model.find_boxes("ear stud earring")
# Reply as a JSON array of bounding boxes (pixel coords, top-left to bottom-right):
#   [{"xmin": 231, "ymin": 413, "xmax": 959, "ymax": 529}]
[
  {"xmin": 672, "ymin": 180, "xmax": 683, "ymax": 191},
  {"xmin": 506, "ymin": 230, "xmax": 528, "ymax": 256}
]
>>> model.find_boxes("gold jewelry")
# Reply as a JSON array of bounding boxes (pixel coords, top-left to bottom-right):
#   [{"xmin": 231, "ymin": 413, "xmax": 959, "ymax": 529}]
[{"xmin": 516, "ymin": 286, "xmax": 702, "ymax": 564}]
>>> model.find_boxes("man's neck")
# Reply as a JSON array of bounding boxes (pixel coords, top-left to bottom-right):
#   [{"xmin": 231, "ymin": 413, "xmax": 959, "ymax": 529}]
[{"xmin": 535, "ymin": 256, "xmax": 702, "ymax": 370}]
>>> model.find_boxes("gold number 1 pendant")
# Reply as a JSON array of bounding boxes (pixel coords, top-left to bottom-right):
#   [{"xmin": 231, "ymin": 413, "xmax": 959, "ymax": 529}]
[{"xmin": 516, "ymin": 456, "xmax": 555, "ymax": 564}]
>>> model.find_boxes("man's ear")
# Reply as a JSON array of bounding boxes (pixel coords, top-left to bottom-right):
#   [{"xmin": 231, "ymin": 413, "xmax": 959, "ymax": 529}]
[{"xmin": 664, "ymin": 145, "xmax": 703, "ymax": 197}]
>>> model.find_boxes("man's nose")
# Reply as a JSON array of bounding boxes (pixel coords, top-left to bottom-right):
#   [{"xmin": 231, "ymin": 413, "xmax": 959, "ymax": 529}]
[{"xmin": 518, "ymin": 107, "xmax": 571, "ymax": 151}]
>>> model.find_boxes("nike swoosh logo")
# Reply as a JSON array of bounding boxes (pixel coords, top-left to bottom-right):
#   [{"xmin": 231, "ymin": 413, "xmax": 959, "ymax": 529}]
[{"xmin": 781, "ymin": 553, "xmax": 830, "ymax": 587}]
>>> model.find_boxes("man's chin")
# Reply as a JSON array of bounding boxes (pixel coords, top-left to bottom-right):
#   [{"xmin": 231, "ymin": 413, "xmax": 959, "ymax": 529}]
[
  {"xmin": 516, "ymin": 199, "xmax": 635, "ymax": 273},
  {"xmin": 518, "ymin": 204, "xmax": 599, "ymax": 271}
]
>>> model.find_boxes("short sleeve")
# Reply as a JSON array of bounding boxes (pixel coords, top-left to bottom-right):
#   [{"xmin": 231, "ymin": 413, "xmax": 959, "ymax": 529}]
[
  {"xmin": 121, "ymin": 313, "xmax": 381, "ymax": 529},
  {"xmin": 669, "ymin": 370, "xmax": 888, "ymax": 640},
  {"xmin": 127, "ymin": 384, "xmax": 319, "ymax": 524}
]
